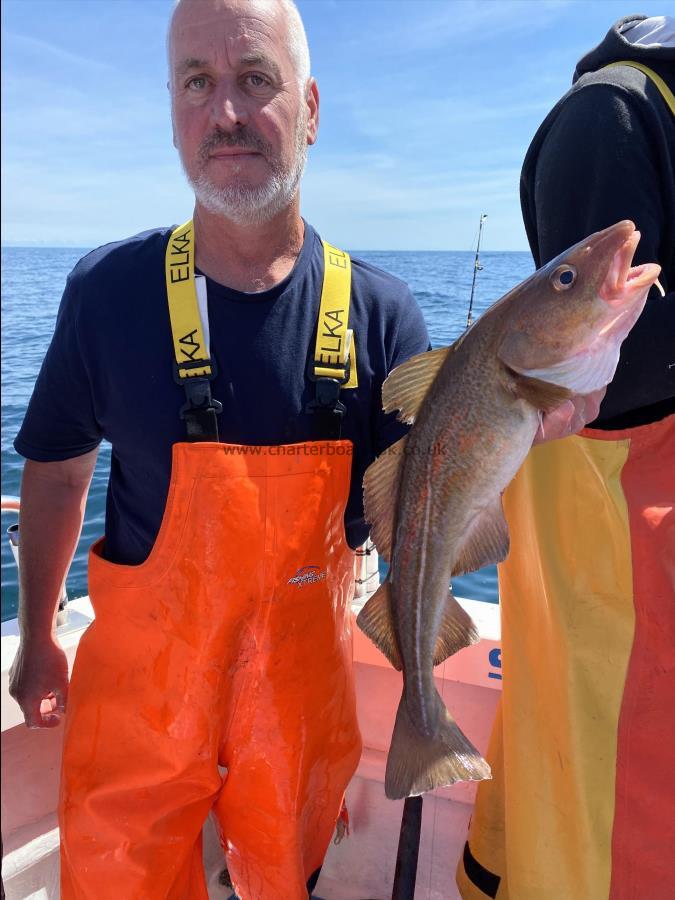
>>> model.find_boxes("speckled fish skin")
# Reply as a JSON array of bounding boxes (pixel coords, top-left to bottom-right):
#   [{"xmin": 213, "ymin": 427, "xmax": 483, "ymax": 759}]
[{"xmin": 359, "ymin": 220, "xmax": 661, "ymax": 799}]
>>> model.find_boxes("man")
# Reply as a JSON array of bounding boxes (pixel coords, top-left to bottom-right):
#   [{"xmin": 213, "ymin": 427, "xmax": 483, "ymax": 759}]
[
  {"xmin": 457, "ymin": 14, "xmax": 675, "ymax": 900},
  {"xmin": 9, "ymin": 1, "xmax": 430, "ymax": 897},
  {"xmin": 8, "ymin": 2, "xmax": 601, "ymax": 898}
]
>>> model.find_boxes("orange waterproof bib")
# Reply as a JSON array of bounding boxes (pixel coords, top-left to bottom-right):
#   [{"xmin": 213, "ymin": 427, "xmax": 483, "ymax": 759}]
[
  {"xmin": 60, "ymin": 442, "xmax": 362, "ymax": 899},
  {"xmin": 59, "ymin": 226, "xmax": 363, "ymax": 899}
]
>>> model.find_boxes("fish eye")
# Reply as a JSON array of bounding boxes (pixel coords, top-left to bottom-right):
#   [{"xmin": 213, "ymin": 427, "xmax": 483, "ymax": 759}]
[{"xmin": 551, "ymin": 265, "xmax": 577, "ymax": 291}]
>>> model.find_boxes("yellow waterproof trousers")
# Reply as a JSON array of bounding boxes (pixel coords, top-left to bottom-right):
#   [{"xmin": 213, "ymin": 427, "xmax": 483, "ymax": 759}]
[{"xmin": 458, "ymin": 416, "xmax": 675, "ymax": 899}]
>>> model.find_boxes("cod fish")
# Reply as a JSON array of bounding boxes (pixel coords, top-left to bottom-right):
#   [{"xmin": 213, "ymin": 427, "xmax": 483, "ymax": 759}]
[{"xmin": 358, "ymin": 220, "xmax": 661, "ymax": 800}]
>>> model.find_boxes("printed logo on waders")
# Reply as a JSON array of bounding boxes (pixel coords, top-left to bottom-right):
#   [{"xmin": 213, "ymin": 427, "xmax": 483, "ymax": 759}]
[{"xmin": 288, "ymin": 566, "xmax": 327, "ymax": 587}]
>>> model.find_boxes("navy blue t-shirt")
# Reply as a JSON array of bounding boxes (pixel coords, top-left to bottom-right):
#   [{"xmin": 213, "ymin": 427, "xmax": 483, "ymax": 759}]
[{"xmin": 15, "ymin": 222, "xmax": 430, "ymax": 564}]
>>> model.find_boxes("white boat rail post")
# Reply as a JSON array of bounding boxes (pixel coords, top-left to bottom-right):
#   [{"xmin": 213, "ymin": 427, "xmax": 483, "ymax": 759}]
[
  {"xmin": 1, "ymin": 495, "xmax": 69, "ymax": 627},
  {"xmin": 354, "ymin": 540, "xmax": 379, "ymax": 599}
]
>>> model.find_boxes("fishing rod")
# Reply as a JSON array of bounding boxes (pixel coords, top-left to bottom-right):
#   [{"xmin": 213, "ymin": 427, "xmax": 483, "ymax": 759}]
[{"xmin": 466, "ymin": 213, "xmax": 487, "ymax": 329}]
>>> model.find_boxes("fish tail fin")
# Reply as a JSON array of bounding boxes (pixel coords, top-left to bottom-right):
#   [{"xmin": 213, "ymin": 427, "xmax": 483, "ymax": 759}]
[{"xmin": 384, "ymin": 690, "xmax": 491, "ymax": 800}]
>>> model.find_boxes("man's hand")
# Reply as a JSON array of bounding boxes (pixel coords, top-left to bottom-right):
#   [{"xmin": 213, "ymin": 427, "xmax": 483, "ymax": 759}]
[
  {"xmin": 11, "ymin": 449, "xmax": 97, "ymax": 728},
  {"xmin": 533, "ymin": 387, "xmax": 606, "ymax": 445},
  {"xmin": 8, "ymin": 635, "xmax": 69, "ymax": 728}
]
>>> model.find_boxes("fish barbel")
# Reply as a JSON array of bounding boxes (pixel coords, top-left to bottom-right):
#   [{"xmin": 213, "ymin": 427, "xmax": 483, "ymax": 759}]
[{"xmin": 358, "ymin": 220, "xmax": 661, "ymax": 800}]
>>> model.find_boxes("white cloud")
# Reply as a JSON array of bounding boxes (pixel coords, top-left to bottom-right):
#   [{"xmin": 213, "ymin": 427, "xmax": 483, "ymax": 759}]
[
  {"xmin": 301, "ymin": 156, "xmax": 527, "ymax": 250},
  {"xmin": 3, "ymin": 29, "xmax": 116, "ymax": 72},
  {"xmin": 346, "ymin": 0, "xmax": 575, "ymax": 56}
]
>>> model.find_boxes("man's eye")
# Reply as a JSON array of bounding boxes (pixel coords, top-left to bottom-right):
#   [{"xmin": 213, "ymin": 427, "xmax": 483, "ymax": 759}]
[
  {"xmin": 244, "ymin": 73, "xmax": 270, "ymax": 88},
  {"xmin": 187, "ymin": 76, "xmax": 208, "ymax": 90}
]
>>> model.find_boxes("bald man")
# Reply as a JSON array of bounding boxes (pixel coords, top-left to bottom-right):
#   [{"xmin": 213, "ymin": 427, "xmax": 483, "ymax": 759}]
[{"xmin": 10, "ymin": 1, "xmax": 432, "ymax": 897}]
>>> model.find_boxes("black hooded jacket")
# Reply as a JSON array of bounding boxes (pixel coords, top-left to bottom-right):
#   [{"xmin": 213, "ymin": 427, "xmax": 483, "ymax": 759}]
[{"xmin": 521, "ymin": 15, "xmax": 675, "ymax": 428}]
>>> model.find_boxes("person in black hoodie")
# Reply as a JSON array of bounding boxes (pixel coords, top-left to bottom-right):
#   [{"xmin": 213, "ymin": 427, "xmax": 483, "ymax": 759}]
[
  {"xmin": 457, "ymin": 16, "xmax": 675, "ymax": 900},
  {"xmin": 521, "ymin": 13, "xmax": 674, "ymax": 428}
]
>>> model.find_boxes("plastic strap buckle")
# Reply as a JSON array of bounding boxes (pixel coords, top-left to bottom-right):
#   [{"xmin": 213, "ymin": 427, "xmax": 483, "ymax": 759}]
[
  {"xmin": 305, "ymin": 351, "xmax": 351, "ymax": 440},
  {"xmin": 305, "ymin": 378, "xmax": 346, "ymax": 441},
  {"xmin": 173, "ymin": 359, "xmax": 223, "ymax": 442}
]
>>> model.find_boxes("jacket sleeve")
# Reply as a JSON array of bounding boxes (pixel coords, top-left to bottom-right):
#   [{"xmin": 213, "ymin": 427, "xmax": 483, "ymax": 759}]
[{"xmin": 522, "ymin": 81, "xmax": 675, "ymax": 424}]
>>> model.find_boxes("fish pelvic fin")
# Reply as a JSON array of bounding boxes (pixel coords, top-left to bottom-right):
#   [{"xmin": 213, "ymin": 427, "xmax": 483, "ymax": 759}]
[
  {"xmin": 356, "ymin": 580, "xmax": 402, "ymax": 670},
  {"xmin": 433, "ymin": 591, "xmax": 480, "ymax": 665},
  {"xmin": 452, "ymin": 496, "xmax": 510, "ymax": 576},
  {"xmin": 385, "ymin": 691, "xmax": 491, "ymax": 800},
  {"xmin": 363, "ymin": 436, "xmax": 407, "ymax": 562},
  {"xmin": 507, "ymin": 369, "xmax": 573, "ymax": 412},
  {"xmin": 382, "ymin": 347, "xmax": 450, "ymax": 424}
]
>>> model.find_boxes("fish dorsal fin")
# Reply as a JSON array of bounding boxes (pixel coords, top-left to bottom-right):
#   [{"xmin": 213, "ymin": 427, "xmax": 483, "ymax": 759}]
[
  {"xmin": 451, "ymin": 496, "xmax": 510, "ymax": 576},
  {"xmin": 356, "ymin": 580, "xmax": 479, "ymax": 671},
  {"xmin": 382, "ymin": 347, "xmax": 450, "ymax": 424},
  {"xmin": 363, "ymin": 435, "xmax": 407, "ymax": 562}
]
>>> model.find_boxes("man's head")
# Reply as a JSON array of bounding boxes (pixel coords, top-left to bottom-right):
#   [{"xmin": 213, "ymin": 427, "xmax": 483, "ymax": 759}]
[{"xmin": 168, "ymin": 0, "xmax": 317, "ymax": 225}]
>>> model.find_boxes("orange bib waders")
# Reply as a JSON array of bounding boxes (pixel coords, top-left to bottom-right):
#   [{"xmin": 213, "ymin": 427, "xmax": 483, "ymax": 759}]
[{"xmin": 59, "ymin": 225, "xmax": 363, "ymax": 899}]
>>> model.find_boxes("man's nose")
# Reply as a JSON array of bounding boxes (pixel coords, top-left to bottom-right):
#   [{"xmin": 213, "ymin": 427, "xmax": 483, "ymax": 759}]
[{"xmin": 210, "ymin": 82, "xmax": 250, "ymax": 130}]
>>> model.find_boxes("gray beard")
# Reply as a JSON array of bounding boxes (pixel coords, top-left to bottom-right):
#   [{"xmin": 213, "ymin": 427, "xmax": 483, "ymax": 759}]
[
  {"xmin": 190, "ymin": 158, "xmax": 305, "ymax": 225},
  {"xmin": 184, "ymin": 122, "xmax": 308, "ymax": 226}
]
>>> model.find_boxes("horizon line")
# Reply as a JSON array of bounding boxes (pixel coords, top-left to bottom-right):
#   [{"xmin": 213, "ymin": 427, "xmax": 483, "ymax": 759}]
[{"xmin": 1, "ymin": 243, "xmax": 532, "ymax": 254}]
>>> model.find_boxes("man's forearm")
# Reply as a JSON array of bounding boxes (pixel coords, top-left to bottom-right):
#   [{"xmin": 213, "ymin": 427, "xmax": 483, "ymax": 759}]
[{"xmin": 18, "ymin": 451, "xmax": 98, "ymax": 640}]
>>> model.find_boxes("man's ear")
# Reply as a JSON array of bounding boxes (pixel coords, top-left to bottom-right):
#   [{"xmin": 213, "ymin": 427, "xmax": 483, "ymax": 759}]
[{"xmin": 306, "ymin": 78, "xmax": 319, "ymax": 146}]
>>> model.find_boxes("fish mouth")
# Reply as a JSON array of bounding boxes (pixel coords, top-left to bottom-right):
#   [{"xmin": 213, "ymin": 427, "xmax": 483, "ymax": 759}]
[
  {"xmin": 507, "ymin": 223, "xmax": 660, "ymax": 396},
  {"xmin": 600, "ymin": 227, "xmax": 661, "ymax": 305}
]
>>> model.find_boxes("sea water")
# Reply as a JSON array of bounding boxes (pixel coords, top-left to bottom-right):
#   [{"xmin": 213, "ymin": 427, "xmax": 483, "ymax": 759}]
[{"xmin": 1, "ymin": 245, "xmax": 534, "ymax": 622}]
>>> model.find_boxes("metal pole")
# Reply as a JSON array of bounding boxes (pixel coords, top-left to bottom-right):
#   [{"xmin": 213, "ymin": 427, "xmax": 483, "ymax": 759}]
[
  {"xmin": 391, "ymin": 796, "xmax": 424, "ymax": 900},
  {"xmin": 466, "ymin": 213, "xmax": 487, "ymax": 328}
]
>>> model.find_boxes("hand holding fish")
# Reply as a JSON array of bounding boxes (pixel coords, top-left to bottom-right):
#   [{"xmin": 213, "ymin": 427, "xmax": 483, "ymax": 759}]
[
  {"xmin": 533, "ymin": 386, "xmax": 606, "ymax": 444},
  {"xmin": 359, "ymin": 221, "xmax": 661, "ymax": 800}
]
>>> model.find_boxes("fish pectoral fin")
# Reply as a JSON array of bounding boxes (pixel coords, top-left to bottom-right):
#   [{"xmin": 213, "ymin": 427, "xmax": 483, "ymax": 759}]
[
  {"xmin": 452, "ymin": 498, "xmax": 510, "ymax": 576},
  {"xmin": 384, "ymin": 691, "xmax": 491, "ymax": 800},
  {"xmin": 433, "ymin": 591, "xmax": 480, "ymax": 665},
  {"xmin": 382, "ymin": 346, "xmax": 450, "ymax": 424},
  {"xmin": 507, "ymin": 368, "xmax": 573, "ymax": 412},
  {"xmin": 356, "ymin": 580, "xmax": 402, "ymax": 670},
  {"xmin": 363, "ymin": 436, "xmax": 407, "ymax": 562}
]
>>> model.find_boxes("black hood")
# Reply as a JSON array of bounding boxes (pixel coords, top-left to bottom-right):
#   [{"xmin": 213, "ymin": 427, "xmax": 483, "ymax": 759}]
[{"xmin": 573, "ymin": 14, "xmax": 675, "ymax": 83}]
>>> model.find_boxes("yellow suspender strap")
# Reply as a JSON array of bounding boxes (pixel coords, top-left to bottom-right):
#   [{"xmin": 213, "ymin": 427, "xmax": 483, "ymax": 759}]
[
  {"xmin": 165, "ymin": 220, "xmax": 222, "ymax": 441},
  {"xmin": 314, "ymin": 241, "xmax": 358, "ymax": 389},
  {"xmin": 164, "ymin": 224, "xmax": 358, "ymax": 438},
  {"xmin": 165, "ymin": 220, "xmax": 212, "ymax": 379},
  {"xmin": 166, "ymin": 226, "xmax": 357, "ymax": 389},
  {"xmin": 604, "ymin": 61, "xmax": 675, "ymax": 116}
]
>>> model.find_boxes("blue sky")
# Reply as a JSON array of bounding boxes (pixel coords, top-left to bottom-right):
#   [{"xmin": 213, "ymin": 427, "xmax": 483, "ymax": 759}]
[{"xmin": 1, "ymin": 0, "xmax": 660, "ymax": 250}]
